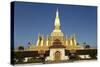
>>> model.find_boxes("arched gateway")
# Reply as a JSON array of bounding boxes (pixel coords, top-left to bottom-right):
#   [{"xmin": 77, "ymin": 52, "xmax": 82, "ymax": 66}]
[
  {"xmin": 54, "ymin": 51, "xmax": 61, "ymax": 61},
  {"xmin": 48, "ymin": 39, "xmax": 66, "ymax": 61}
]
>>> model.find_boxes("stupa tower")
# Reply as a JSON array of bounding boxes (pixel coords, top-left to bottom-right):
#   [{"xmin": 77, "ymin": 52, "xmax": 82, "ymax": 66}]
[
  {"xmin": 51, "ymin": 9, "xmax": 64, "ymax": 36},
  {"xmin": 49, "ymin": 9, "xmax": 65, "ymax": 46},
  {"xmin": 53, "ymin": 8, "xmax": 61, "ymax": 32}
]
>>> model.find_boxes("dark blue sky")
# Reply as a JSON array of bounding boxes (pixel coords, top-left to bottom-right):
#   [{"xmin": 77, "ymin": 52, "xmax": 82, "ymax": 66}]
[{"xmin": 14, "ymin": 1, "xmax": 97, "ymax": 48}]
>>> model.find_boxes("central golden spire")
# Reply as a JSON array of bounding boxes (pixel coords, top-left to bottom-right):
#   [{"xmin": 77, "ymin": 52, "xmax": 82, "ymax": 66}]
[
  {"xmin": 51, "ymin": 8, "xmax": 63, "ymax": 36},
  {"xmin": 54, "ymin": 9, "xmax": 61, "ymax": 32}
]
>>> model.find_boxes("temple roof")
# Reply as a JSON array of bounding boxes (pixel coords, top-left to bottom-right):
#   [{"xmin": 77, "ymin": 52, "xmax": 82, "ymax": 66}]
[
  {"xmin": 49, "ymin": 39, "xmax": 66, "ymax": 48},
  {"xmin": 49, "ymin": 44, "xmax": 66, "ymax": 48}
]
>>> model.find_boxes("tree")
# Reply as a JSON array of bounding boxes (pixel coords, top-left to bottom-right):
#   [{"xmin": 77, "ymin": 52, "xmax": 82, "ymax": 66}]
[
  {"xmin": 83, "ymin": 42, "xmax": 90, "ymax": 48},
  {"xmin": 85, "ymin": 45, "xmax": 90, "ymax": 48},
  {"xmin": 18, "ymin": 45, "xmax": 24, "ymax": 50},
  {"xmin": 77, "ymin": 43, "xmax": 80, "ymax": 45},
  {"xmin": 83, "ymin": 42, "xmax": 86, "ymax": 45}
]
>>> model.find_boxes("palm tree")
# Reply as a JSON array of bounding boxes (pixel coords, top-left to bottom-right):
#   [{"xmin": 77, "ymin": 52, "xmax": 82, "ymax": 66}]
[{"xmin": 83, "ymin": 42, "xmax": 86, "ymax": 48}]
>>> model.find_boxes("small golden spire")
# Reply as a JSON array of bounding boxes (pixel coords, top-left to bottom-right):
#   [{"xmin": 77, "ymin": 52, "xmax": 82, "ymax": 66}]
[{"xmin": 36, "ymin": 33, "xmax": 41, "ymax": 46}]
